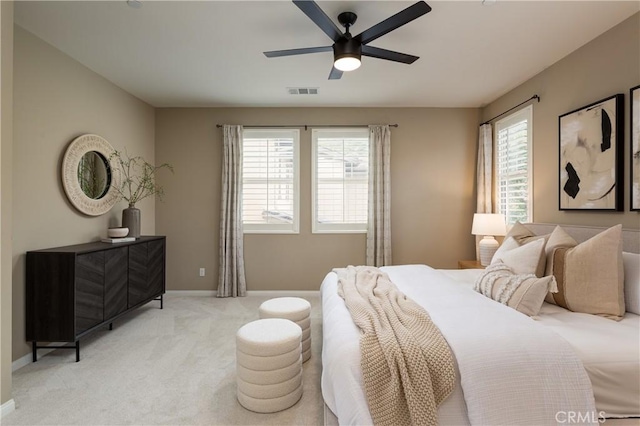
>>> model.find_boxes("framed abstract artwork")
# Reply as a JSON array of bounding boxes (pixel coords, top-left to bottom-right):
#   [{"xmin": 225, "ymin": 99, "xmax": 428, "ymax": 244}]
[
  {"xmin": 559, "ymin": 94, "xmax": 624, "ymax": 211},
  {"xmin": 631, "ymin": 85, "xmax": 640, "ymax": 211}
]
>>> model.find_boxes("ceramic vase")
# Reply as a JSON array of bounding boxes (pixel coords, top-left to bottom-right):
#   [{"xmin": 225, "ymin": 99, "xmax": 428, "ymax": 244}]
[{"xmin": 122, "ymin": 204, "xmax": 141, "ymax": 238}]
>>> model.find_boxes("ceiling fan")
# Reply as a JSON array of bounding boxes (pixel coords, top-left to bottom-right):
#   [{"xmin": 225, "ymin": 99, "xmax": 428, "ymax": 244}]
[{"xmin": 263, "ymin": 0, "xmax": 432, "ymax": 80}]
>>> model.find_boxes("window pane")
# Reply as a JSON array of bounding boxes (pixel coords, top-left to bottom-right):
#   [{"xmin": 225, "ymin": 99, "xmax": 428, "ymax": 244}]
[
  {"xmin": 314, "ymin": 129, "xmax": 369, "ymax": 232},
  {"xmin": 242, "ymin": 130, "xmax": 298, "ymax": 232},
  {"xmin": 495, "ymin": 106, "xmax": 532, "ymax": 225}
]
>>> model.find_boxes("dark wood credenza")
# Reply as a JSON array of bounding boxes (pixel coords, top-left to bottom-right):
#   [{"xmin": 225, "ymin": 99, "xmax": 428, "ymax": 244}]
[{"xmin": 26, "ymin": 236, "xmax": 166, "ymax": 362}]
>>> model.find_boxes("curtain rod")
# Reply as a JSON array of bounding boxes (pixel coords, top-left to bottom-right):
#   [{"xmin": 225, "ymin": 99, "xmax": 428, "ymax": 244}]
[
  {"xmin": 481, "ymin": 95, "xmax": 540, "ymax": 126},
  {"xmin": 215, "ymin": 124, "xmax": 398, "ymax": 130}
]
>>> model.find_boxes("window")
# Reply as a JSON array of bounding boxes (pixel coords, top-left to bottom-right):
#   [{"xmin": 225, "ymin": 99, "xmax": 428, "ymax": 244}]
[
  {"xmin": 312, "ymin": 128, "xmax": 369, "ymax": 233},
  {"xmin": 495, "ymin": 105, "xmax": 533, "ymax": 225},
  {"xmin": 242, "ymin": 129, "xmax": 299, "ymax": 233}
]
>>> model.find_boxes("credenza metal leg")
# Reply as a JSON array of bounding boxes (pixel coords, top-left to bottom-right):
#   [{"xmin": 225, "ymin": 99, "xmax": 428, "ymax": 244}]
[
  {"xmin": 31, "ymin": 341, "xmax": 79, "ymax": 362},
  {"xmin": 154, "ymin": 294, "xmax": 164, "ymax": 309}
]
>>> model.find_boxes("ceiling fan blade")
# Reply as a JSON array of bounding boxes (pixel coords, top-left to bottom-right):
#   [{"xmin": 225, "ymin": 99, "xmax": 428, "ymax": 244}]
[
  {"xmin": 293, "ymin": 0, "xmax": 344, "ymax": 42},
  {"xmin": 264, "ymin": 46, "xmax": 333, "ymax": 58},
  {"xmin": 355, "ymin": 1, "xmax": 431, "ymax": 45},
  {"xmin": 328, "ymin": 66, "xmax": 343, "ymax": 80},
  {"xmin": 361, "ymin": 45, "xmax": 419, "ymax": 64}
]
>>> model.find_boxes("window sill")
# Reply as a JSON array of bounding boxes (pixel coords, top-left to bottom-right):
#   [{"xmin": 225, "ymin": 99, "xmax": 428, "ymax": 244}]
[
  {"xmin": 311, "ymin": 229, "xmax": 367, "ymax": 234},
  {"xmin": 243, "ymin": 230, "xmax": 299, "ymax": 235}
]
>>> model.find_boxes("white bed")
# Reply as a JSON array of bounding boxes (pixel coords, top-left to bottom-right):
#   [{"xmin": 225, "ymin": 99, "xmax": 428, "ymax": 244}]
[{"xmin": 321, "ymin": 224, "xmax": 640, "ymax": 425}]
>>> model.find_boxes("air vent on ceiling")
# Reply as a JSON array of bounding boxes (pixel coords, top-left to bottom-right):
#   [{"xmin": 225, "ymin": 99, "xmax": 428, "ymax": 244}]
[{"xmin": 287, "ymin": 87, "xmax": 319, "ymax": 95}]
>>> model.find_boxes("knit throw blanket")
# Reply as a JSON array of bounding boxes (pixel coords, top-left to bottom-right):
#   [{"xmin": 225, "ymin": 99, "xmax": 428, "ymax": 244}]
[{"xmin": 334, "ymin": 266, "xmax": 456, "ymax": 426}]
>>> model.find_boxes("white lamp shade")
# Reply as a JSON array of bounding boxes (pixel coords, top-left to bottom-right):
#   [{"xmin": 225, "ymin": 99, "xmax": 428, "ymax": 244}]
[{"xmin": 471, "ymin": 213, "xmax": 507, "ymax": 237}]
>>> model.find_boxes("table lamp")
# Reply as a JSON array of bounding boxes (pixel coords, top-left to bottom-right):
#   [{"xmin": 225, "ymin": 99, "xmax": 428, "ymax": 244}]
[{"xmin": 472, "ymin": 213, "xmax": 507, "ymax": 266}]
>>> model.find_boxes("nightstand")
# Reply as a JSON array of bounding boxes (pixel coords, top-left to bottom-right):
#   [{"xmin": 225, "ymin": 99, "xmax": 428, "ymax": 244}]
[{"xmin": 458, "ymin": 260, "xmax": 485, "ymax": 270}]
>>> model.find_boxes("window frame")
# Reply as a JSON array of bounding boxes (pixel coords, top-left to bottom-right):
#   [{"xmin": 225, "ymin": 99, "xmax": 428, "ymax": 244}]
[
  {"xmin": 242, "ymin": 128, "xmax": 300, "ymax": 234},
  {"xmin": 494, "ymin": 105, "xmax": 534, "ymax": 225},
  {"xmin": 312, "ymin": 128, "xmax": 370, "ymax": 234}
]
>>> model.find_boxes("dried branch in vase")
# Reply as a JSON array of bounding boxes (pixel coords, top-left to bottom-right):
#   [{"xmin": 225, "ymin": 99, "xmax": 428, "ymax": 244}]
[{"xmin": 109, "ymin": 150, "xmax": 173, "ymax": 207}]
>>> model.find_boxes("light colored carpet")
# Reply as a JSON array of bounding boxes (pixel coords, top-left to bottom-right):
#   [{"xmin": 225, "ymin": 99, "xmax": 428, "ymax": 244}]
[{"xmin": 4, "ymin": 294, "xmax": 324, "ymax": 425}]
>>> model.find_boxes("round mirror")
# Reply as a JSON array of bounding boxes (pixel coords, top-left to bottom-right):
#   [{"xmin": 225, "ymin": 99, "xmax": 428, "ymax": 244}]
[
  {"xmin": 62, "ymin": 134, "xmax": 121, "ymax": 216},
  {"xmin": 77, "ymin": 151, "xmax": 111, "ymax": 199}
]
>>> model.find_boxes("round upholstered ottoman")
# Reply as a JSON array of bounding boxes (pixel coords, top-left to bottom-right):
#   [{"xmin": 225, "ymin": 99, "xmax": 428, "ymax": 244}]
[
  {"xmin": 236, "ymin": 318, "xmax": 303, "ymax": 413},
  {"xmin": 259, "ymin": 297, "xmax": 312, "ymax": 362}
]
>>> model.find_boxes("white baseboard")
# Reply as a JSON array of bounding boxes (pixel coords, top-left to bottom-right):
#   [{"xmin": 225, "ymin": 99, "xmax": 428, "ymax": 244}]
[
  {"xmin": 247, "ymin": 290, "xmax": 320, "ymax": 297},
  {"xmin": 165, "ymin": 290, "xmax": 319, "ymax": 297},
  {"xmin": 1, "ymin": 399, "xmax": 15, "ymax": 417},
  {"xmin": 12, "ymin": 342, "xmax": 66, "ymax": 372},
  {"xmin": 12, "ymin": 352, "xmax": 31, "ymax": 372},
  {"xmin": 165, "ymin": 290, "xmax": 217, "ymax": 296}
]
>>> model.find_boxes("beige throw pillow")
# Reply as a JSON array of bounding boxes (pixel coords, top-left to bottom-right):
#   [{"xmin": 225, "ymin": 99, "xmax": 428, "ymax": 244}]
[
  {"xmin": 544, "ymin": 226, "xmax": 578, "ymax": 276},
  {"xmin": 543, "ymin": 226, "xmax": 578, "ymax": 303},
  {"xmin": 550, "ymin": 225, "xmax": 625, "ymax": 321},
  {"xmin": 498, "ymin": 222, "xmax": 548, "ymax": 277},
  {"xmin": 474, "ymin": 263, "xmax": 557, "ymax": 316},
  {"xmin": 491, "ymin": 237, "xmax": 545, "ymax": 276},
  {"xmin": 505, "ymin": 222, "xmax": 536, "ymax": 240}
]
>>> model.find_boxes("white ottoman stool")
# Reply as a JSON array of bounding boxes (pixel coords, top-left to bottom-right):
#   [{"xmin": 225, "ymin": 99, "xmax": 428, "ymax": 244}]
[
  {"xmin": 236, "ymin": 318, "xmax": 303, "ymax": 413},
  {"xmin": 259, "ymin": 297, "xmax": 312, "ymax": 363}
]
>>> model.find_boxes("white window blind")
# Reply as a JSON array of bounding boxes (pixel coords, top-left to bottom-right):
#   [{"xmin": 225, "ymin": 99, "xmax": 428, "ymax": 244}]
[
  {"xmin": 242, "ymin": 129, "xmax": 299, "ymax": 233},
  {"xmin": 312, "ymin": 129, "xmax": 369, "ymax": 233},
  {"xmin": 495, "ymin": 105, "xmax": 533, "ymax": 225}
]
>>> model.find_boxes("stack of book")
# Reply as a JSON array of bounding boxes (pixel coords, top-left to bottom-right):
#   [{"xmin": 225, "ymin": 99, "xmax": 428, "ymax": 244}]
[{"xmin": 101, "ymin": 237, "xmax": 136, "ymax": 244}]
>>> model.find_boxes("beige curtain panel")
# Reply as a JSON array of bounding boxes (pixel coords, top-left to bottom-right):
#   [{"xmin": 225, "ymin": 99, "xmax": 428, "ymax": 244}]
[
  {"xmin": 367, "ymin": 125, "xmax": 392, "ymax": 267},
  {"xmin": 218, "ymin": 124, "xmax": 247, "ymax": 297},
  {"xmin": 477, "ymin": 123, "xmax": 493, "ymax": 213}
]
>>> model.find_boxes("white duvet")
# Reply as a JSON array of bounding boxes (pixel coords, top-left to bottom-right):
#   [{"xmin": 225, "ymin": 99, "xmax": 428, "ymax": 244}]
[
  {"xmin": 321, "ymin": 265, "xmax": 597, "ymax": 426},
  {"xmin": 440, "ymin": 268, "xmax": 640, "ymax": 418}
]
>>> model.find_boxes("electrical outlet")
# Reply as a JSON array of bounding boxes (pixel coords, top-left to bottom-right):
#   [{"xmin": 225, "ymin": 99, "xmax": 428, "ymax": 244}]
[{"xmin": 199, "ymin": 268, "xmax": 205, "ymax": 277}]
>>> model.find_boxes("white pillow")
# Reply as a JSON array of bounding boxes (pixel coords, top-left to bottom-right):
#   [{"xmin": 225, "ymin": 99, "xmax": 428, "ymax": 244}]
[
  {"xmin": 503, "ymin": 222, "xmax": 549, "ymax": 277},
  {"xmin": 491, "ymin": 237, "xmax": 545, "ymax": 276},
  {"xmin": 491, "ymin": 236, "xmax": 519, "ymax": 262},
  {"xmin": 623, "ymin": 252, "xmax": 640, "ymax": 315}
]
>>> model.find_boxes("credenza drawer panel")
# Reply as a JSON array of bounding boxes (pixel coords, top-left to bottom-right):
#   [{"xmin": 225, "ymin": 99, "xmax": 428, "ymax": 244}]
[
  {"xmin": 75, "ymin": 252, "xmax": 105, "ymax": 335},
  {"xmin": 105, "ymin": 247, "xmax": 128, "ymax": 319}
]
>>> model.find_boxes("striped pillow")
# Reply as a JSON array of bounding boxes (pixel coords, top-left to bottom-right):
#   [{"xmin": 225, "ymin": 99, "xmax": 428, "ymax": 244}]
[
  {"xmin": 474, "ymin": 263, "xmax": 557, "ymax": 316},
  {"xmin": 550, "ymin": 225, "xmax": 624, "ymax": 320}
]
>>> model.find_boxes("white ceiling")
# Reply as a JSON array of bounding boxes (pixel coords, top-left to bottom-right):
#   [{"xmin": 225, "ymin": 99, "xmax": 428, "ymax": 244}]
[{"xmin": 14, "ymin": 1, "xmax": 639, "ymax": 108}]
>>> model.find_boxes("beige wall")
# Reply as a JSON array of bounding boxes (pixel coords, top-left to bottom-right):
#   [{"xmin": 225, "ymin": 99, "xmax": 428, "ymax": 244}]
[
  {"xmin": 482, "ymin": 13, "xmax": 640, "ymax": 229},
  {"xmin": 1, "ymin": 1, "xmax": 13, "ymax": 407},
  {"xmin": 11, "ymin": 26, "xmax": 155, "ymax": 361},
  {"xmin": 155, "ymin": 107, "xmax": 480, "ymax": 292}
]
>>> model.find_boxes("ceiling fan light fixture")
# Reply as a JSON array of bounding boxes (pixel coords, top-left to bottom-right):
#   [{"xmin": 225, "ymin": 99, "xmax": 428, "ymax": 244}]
[
  {"xmin": 333, "ymin": 38, "xmax": 362, "ymax": 72},
  {"xmin": 334, "ymin": 56, "xmax": 361, "ymax": 72}
]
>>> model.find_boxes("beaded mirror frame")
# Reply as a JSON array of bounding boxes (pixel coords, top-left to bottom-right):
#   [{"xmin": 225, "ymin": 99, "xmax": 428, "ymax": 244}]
[{"xmin": 61, "ymin": 134, "xmax": 121, "ymax": 216}]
